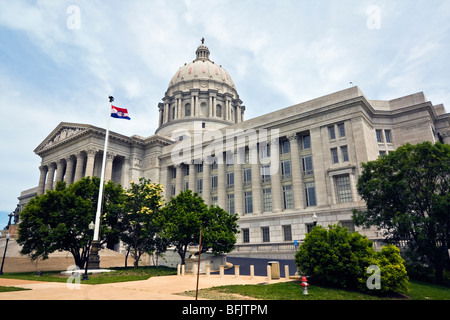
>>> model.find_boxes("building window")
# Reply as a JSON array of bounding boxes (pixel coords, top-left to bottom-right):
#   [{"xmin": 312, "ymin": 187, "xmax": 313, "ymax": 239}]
[
  {"xmin": 242, "ymin": 228, "xmax": 250, "ymax": 243},
  {"xmin": 281, "ymin": 160, "xmax": 291, "ymax": 179},
  {"xmin": 335, "ymin": 174, "xmax": 352, "ymax": 203},
  {"xmin": 301, "ymin": 134, "xmax": 311, "ymax": 150},
  {"xmin": 185, "ymin": 103, "xmax": 191, "ymax": 117},
  {"xmin": 216, "ymin": 105, "xmax": 222, "ymax": 118},
  {"xmin": 283, "ymin": 185, "xmax": 294, "ymax": 209},
  {"xmin": 263, "ymin": 188, "xmax": 272, "ymax": 212},
  {"xmin": 328, "ymin": 126, "xmax": 336, "ymax": 140},
  {"xmin": 338, "ymin": 123, "xmax": 345, "ymax": 137},
  {"xmin": 302, "ymin": 156, "xmax": 313, "ymax": 176},
  {"xmin": 281, "ymin": 140, "xmax": 290, "ymax": 154},
  {"xmin": 385, "ymin": 130, "xmax": 392, "ymax": 143},
  {"xmin": 227, "ymin": 194, "xmax": 235, "ymax": 214},
  {"xmin": 211, "ymin": 161, "xmax": 218, "ymax": 170},
  {"xmin": 376, "ymin": 129, "xmax": 383, "ymax": 143},
  {"xmin": 261, "ymin": 165, "xmax": 271, "ymax": 183},
  {"xmin": 331, "ymin": 148, "xmax": 339, "ymax": 164},
  {"xmin": 171, "ymin": 184, "xmax": 176, "ymax": 196},
  {"xmin": 227, "ymin": 172, "xmax": 234, "ymax": 189},
  {"xmin": 211, "ymin": 175, "xmax": 218, "ymax": 190},
  {"xmin": 305, "ymin": 182, "xmax": 317, "ymax": 207},
  {"xmin": 341, "ymin": 146, "xmax": 349, "ymax": 162},
  {"xmin": 379, "ymin": 150, "xmax": 386, "ymax": 157},
  {"xmin": 261, "ymin": 227, "xmax": 270, "ymax": 242},
  {"xmin": 196, "ymin": 179, "xmax": 203, "ymax": 194},
  {"xmin": 283, "ymin": 225, "xmax": 292, "ymax": 241},
  {"xmin": 196, "ymin": 163, "xmax": 203, "ymax": 173},
  {"xmin": 211, "ymin": 196, "xmax": 218, "ymax": 206},
  {"xmin": 171, "ymin": 167, "xmax": 177, "ymax": 179},
  {"xmin": 244, "ymin": 191, "xmax": 253, "ymax": 214},
  {"xmin": 340, "ymin": 220, "xmax": 355, "ymax": 233},
  {"xmin": 184, "ymin": 181, "xmax": 189, "ymax": 191},
  {"xmin": 243, "ymin": 167, "xmax": 252, "ymax": 186}
]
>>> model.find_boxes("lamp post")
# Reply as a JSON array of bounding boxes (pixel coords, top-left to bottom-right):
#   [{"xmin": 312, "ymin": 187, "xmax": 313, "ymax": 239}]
[
  {"xmin": 0, "ymin": 233, "xmax": 10, "ymax": 275},
  {"xmin": 312, "ymin": 213, "xmax": 318, "ymax": 226},
  {"xmin": 82, "ymin": 221, "xmax": 95, "ymax": 281}
]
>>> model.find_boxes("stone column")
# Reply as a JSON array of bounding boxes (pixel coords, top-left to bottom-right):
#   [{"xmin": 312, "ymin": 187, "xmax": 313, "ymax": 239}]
[
  {"xmin": 233, "ymin": 149, "xmax": 244, "ymax": 215},
  {"xmin": 55, "ymin": 159, "xmax": 66, "ymax": 183},
  {"xmin": 191, "ymin": 95, "xmax": 195, "ymax": 117},
  {"xmin": 175, "ymin": 164, "xmax": 183, "ymax": 196},
  {"xmin": 64, "ymin": 156, "xmax": 75, "ymax": 185},
  {"xmin": 74, "ymin": 151, "xmax": 86, "ymax": 182},
  {"xmin": 85, "ymin": 149, "xmax": 96, "ymax": 178},
  {"xmin": 37, "ymin": 165, "xmax": 48, "ymax": 195},
  {"xmin": 164, "ymin": 103, "xmax": 169, "ymax": 124},
  {"xmin": 45, "ymin": 163, "xmax": 56, "ymax": 192},
  {"xmin": 104, "ymin": 152, "xmax": 115, "ymax": 182},
  {"xmin": 250, "ymin": 144, "xmax": 262, "ymax": 214},
  {"xmin": 288, "ymin": 133, "xmax": 304, "ymax": 209},
  {"xmin": 121, "ymin": 157, "xmax": 131, "ymax": 188},
  {"xmin": 189, "ymin": 162, "xmax": 196, "ymax": 193},
  {"xmin": 209, "ymin": 96, "xmax": 213, "ymax": 117},
  {"xmin": 203, "ymin": 159, "xmax": 211, "ymax": 205},
  {"xmin": 270, "ymin": 140, "xmax": 282, "ymax": 213}
]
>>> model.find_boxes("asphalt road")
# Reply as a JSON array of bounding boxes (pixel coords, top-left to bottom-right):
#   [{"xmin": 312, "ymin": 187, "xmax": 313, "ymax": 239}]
[{"xmin": 212, "ymin": 257, "xmax": 297, "ymax": 277}]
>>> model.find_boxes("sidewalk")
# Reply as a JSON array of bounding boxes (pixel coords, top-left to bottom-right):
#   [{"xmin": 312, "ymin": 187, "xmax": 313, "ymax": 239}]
[{"xmin": 0, "ymin": 274, "xmax": 293, "ymax": 300}]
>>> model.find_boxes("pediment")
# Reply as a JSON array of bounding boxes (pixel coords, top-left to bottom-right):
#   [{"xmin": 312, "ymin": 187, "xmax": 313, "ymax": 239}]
[{"xmin": 34, "ymin": 122, "xmax": 89, "ymax": 154}]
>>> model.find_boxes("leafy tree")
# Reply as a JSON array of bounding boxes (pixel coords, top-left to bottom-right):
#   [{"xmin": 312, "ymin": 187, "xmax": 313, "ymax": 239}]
[
  {"xmin": 158, "ymin": 190, "xmax": 239, "ymax": 265},
  {"xmin": 120, "ymin": 178, "xmax": 166, "ymax": 267},
  {"xmin": 295, "ymin": 225, "xmax": 374, "ymax": 289},
  {"xmin": 18, "ymin": 177, "xmax": 124, "ymax": 269},
  {"xmin": 352, "ymin": 142, "xmax": 450, "ymax": 284}
]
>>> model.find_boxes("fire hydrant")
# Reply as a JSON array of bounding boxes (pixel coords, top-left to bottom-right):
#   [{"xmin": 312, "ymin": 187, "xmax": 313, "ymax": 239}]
[{"xmin": 300, "ymin": 276, "xmax": 309, "ymax": 295}]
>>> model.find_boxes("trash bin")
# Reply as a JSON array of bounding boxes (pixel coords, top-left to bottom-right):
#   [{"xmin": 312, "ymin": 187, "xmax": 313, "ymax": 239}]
[{"xmin": 268, "ymin": 261, "xmax": 280, "ymax": 279}]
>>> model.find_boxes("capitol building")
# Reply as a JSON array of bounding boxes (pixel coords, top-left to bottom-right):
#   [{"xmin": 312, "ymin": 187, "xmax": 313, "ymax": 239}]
[{"xmin": 18, "ymin": 42, "xmax": 450, "ymax": 259}]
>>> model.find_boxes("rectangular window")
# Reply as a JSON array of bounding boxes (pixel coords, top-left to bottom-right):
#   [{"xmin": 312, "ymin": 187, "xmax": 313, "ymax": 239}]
[
  {"xmin": 227, "ymin": 194, "xmax": 235, "ymax": 214},
  {"xmin": 263, "ymin": 188, "xmax": 272, "ymax": 212},
  {"xmin": 283, "ymin": 185, "xmax": 294, "ymax": 209},
  {"xmin": 305, "ymin": 182, "xmax": 317, "ymax": 207},
  {"xmin": 335, "ymin": 175, "xmax": 352, "ymax": 203},
  {"xmin": 281, "ymin": 160, "xmax": 291, "ymax": 179},
  {"xmin": 302, "ymin": 156, "xmax": 313, "ymax": 176},
  {"xmin": 340, "ymin": 220, "xmax": 355, "ymax": 233},
  {"xmin": 211, "ymin": 196, "xmax": 218, "ymax": 206},
  {"xmin": 227, "ymin": 172, "xmax": 234, "ymax": 188},
  {"xmin": 171, "ymin": 184, "xmax": 176, "ymax": 196},
  {"xmin": 261, "ymin": 165, "xmax": 271, "ymax": 183},
  {"xmin": 301, "ymin": 134, "xmax": 311, "ymax": 150},
  {"xmin": 211, "ymin": 175, "xmax": 218, "ymax": 190},
  {"xmin": 260, "ymin": 143, "xmax": 270, "ymax": 158},
  {"xmin": 376, "ymin": 129, "xmax": 383, "ymax": 143},
  {"xmin": 281, "ymin": 140, "xmax": 290, "ymax": 154},
  {"xmin": 329, "ymin": 126, "xmax": 336, "ymax": 140},
  {"xmin": 243, "ymin": 168, "xmax": 252, "ymax": 186},
  {"xmin": 341, "ymin": 146, "xmax": 349, "ymax": 162},
  {"xmin": 197, "ymin": 163, "xmax": 203, "ymax": 173},
  {"xmin": 244, "ymin": 191, "xmax": 253, "ymax": 214},
  {"xmin": 283, "ymin": 225, "xmax": 292, "ymax": 241},
  {"xmin": 185, "ymin": 165, "xmax": 190, "ymax": 176},
  {"xmin": 242, "ymin": 228, "xmax": 250, "ymax": 243},
  {"xmin": 385, "ymin": 130, "xmax": 392, "ymax": 143},
  {"xmin": 196, "ymin": 179, "xmax": 203, "ymax": 194},
  {"xmin": 262, "ymin": 227, "xmax": 270, "ymax": 243},
  {"xmin": 379, "ymin": 150, "xmax": 386, "ymax": 157},
  {"xmin": 331, "ymin": 148, "xmax": 339, "ymax": 164},
  {"xmin": 171, "ymin": 167, "xmax": 177, "ymax": 179},
  {"xmin": 184, "ymin": 181, "xmax": 189, "ymax": 191},
  {"xmin": 338, "ymin": 123, "xmax": 346, "ymax": 137}
]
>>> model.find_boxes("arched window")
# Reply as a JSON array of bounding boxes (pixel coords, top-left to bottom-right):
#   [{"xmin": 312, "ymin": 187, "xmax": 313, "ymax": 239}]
[
  {"xmin": 185, "ymin": 103, "xmax": 191, "ymax": 117},
  {"xmin": 200, "ymin": 102, "xmax": 207, "ymax": 116},
  {"xmin": 216, "ymin": 104, "xmax": 222, "ymax": 118}
]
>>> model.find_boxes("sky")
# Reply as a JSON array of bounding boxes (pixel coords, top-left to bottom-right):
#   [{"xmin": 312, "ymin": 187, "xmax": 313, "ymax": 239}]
[{"xmin": 0, "ymin": 0, "xmax": 449, "ymax": 229}]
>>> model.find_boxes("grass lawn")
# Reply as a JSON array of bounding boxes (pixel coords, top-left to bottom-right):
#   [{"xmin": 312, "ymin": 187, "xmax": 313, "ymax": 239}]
[
  {"xmin": 184, "ymin": 279, "xmax": 450, "ymax": 300},
  {"xmin": 0, "ymin": 266, "xmax": 177, "ymax": 285}
]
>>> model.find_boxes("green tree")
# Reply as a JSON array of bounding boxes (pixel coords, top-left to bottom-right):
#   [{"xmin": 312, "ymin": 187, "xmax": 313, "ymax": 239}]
[
  {"xmin": 295, "ymin": 225, "xmax": 374, "ymax": 289},
  {"xmin": 18, "ymin": 177, "xmax": 124, "ymax": 269},
  {"xmin": 352, "ymin": 142, "xmax": 450, "ymax": 284},
  {"xmin": 120, "ymin": 178, "xmax": 166, "ymax": 267},
  {"xmin": 158, "ymin": 190, "xmax": 239, "ymax": 265}
]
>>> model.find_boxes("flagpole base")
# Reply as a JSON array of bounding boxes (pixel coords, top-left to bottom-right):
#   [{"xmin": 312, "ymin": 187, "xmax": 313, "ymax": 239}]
[{"xmin": 88, "ymin": 241, "xmax": 101, "ymax": 270}]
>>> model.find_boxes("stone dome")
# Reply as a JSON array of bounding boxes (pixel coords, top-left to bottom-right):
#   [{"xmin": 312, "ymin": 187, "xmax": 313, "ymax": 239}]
[{"xmin": 167, "ymin": 44, "xmax": 236, "ymax": 96}]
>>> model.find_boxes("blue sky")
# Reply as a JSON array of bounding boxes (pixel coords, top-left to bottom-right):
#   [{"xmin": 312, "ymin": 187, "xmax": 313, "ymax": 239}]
[{"xmin": 0, "ymin": 0, "xmax": 449, "ymax": 229}]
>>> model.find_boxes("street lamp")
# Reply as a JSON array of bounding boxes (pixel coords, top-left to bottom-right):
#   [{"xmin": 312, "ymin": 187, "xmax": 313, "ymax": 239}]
[
  {"xmin": 312, "ymin": 213, "xmax": 318, "ymax": 226},
  {"xmin": 0, "ymin": 233, "xmax": 10, "ymax": 275},
  {"xmin": 82, "ymin": 221, "xmax": 95, "ymax": 281}
]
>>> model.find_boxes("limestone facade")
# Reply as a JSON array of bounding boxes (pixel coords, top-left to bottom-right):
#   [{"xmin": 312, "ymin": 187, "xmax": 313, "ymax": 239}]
[{"xmin": 18, "ymin": 43, "xmax": 450, "ymax": 259}]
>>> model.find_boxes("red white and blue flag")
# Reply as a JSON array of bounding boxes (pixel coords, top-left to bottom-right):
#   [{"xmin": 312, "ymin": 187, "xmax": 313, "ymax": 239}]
[{"xmin": 111, "ymin": 105, "xmax": 131, "ymax": 120}]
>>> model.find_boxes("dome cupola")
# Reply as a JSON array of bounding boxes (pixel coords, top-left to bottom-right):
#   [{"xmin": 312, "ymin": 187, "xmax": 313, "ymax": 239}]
[{"xmin": 155, "ymin": 39, "xmax": 245, "ymax": 138}]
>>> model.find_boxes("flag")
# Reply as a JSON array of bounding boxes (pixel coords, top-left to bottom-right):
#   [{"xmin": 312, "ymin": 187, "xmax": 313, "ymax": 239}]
[{"xmin": 111, "ymin": 105, "xmax": 131, "ymax": 120}]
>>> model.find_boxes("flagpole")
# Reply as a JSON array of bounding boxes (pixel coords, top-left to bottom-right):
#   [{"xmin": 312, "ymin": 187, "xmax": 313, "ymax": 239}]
[{"xmin": 93, "ymin": 96, "xmax": 113, "ymax": 242}]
